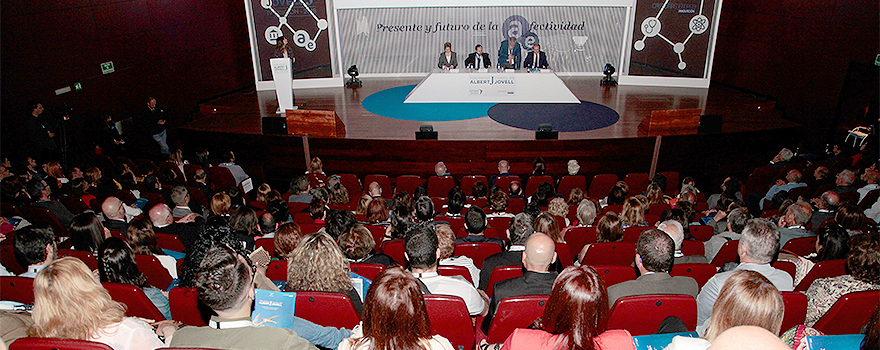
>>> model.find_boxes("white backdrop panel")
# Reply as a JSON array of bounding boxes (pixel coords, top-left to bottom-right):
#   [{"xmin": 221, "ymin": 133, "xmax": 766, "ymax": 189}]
[{"xmin": 337, "ymin": 7, "xmax": 627, "ymax": 75}]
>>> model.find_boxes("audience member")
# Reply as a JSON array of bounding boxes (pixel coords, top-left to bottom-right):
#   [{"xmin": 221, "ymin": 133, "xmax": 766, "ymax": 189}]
[
  {"xmin": 274, "ymin": 222, "xmax": 306, "ymax": 260},
  {"xmin": 857, "ymin": 168, "xmax": 879, "ymax": 203},
  {"xmin": 329, "ymin": 182, "xmax": 350, "ymax": 205},
  {"xmin": 149, "ymin": 203, "xmax": 201, "ymax": 251},
  {"xmin": 486, "ymin": 189, "xmax": 514, "ymax": 218},
  {"xmin": 832, "ymin": 169, "xmax": 857, "ymax": 195},
  {"xmin": 489, "ymin": 160, "xmax": 512, "ymax": 187},
  {"xmin": 405, "ymin": 223, "xmax": 487, "ymax": 315},
  {"xmin": 210, "ymin": 191, "xmax": 232, "ymax": 217},
  {"xmin": 456, "ymin": 206, "xmax": 503, "ymax": 248},
  {"xmin": 24, "ymin": 178, "xmax": 74, "ymax": 227},
  {"xmin": 170, "ymin": 186, "xmax": 205, "ymax": 218},
  {"xmin": 479, "ymin": 213, "xmax": 533, "ymax": 290},
  {"xmin": 338, "ymin": 267, "xmax": 454, "ymax": 350},
  {"xmin": 777, "ymin": 200, "xmax": 814, "ymax": 246},
  {"xmin": 189, "ymin": 168, "xmax": 213, "ymax": 200},
  {"xmin": 577, "ymin": 212, "xmax": 624, "ymax": 263},
  {"xmin": 306, "ymin": 156, "xmax": 328, "ymax": 188},
  {"xmin": 126, "ymin": 218, "xmax": 178, "ymax": 277},
  {"xmin": 760, "ymin": 170, "xmax": 806, "ymax": 209},
  {"xmin": 13, "ymin": 225, "xmax": 57, "ymax": 278},
  {"xmin": 481, "ymin": 233, "xmax": 557, "ymax": 333},
  {"xmin": 696, "ymin": 219, "xmax": 793, "ymax": 334},
  {"xmin": 286, "ymin": 232, "xmax": 364, "ymax": 314},
  {"xmin": 70, "ymin": 212, "xmax": 111, "ymax": 254},
  {"xmin": 499, "ymin": 266, "xmax": 634, "ymax": 350},
  {"xmin": 548, "ymin": 197, "xmax": 570, "ymax": 227},
  {"xmin": 436, "ymin": 224, "xmax": 480, "ymax": 286},
  {"xmin": 607, "ymin": 228, "xmax": 698, "ymax": 306},
  {"xmin": 101, "ymin": 196, "xmax": 129, "ymax": 233},
  {"xmin": 171, "ymin": 245, "xmax": 340, "ymax": 350},
  {"xmin": 228, "ymin": 206, "xmax": 259, "ymax": 251},
  {"xmin": 808, "ymin": 191, "xmax": 839, "ymax": 234},
  {"xmin": 339, "ymin": 224, "xmax": 394, "ymax": 266},
  {"xmin": 668, "ymin": 270, "xmax": 783, "ymax": 346},
  {"xmin": 835, "ymin": 203, "xmax": 867, "ymax": 236},
  {"xmin": 218, "ymin": 150, "xmax": 249, "ymax": 186},
  {"xmin": 658, "ymin": 220, "xmax": 709, "ymax": 264},
  {"xmin": 534, "ymin": 212, "xmax": 563, "ymax": 243},
  {"xmin": 805, "ymin": 234, "xmax": 880, "ymax": 326},
  {"xmin": 566, "ymin": 188, "xmax": 584, "ymax": 207},
  {"xmin": 778, "ymin": 223, "xmax": 849, "ymax": 285},
  {"xmin": 31, "ymin": 257, "xmax": 176, "ymax": 348},
  {"xmin": 366, "ymin": 198, "xmax": 389, "ymax": 224},
  {"xmin": 97, "ymin": 237, "xmax": 171, "ymax": 319},
  {"xmin": 703, "ymin": 208, "xmax": 749, "ymax": 262}
]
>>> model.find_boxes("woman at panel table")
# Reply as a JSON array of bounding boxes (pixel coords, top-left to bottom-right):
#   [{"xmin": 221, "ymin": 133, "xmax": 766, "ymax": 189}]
[{"xmin": 437, "ymin": 42, "xmax": 458, "ymax": 70}]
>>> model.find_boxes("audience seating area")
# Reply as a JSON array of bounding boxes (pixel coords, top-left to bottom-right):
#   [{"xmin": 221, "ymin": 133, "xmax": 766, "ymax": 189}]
[{"xmin": 2, "ymin": 142, "xmax": 878, "ymax": 349}]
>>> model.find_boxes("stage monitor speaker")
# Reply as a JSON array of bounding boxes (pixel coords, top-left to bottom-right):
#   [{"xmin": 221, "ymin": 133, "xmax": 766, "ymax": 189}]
[
  {"xmin": 698, "ymin": 114, "xmax": 723, "ymax": 134},
  {"xmin": 262, "ymin": 117, "xmax": 287, "ymax": 135},
  {"xmin": 536, "ymin": 131, "xmax": 558, "ymax": 140},
  {"xmin": 416, "ymin": 125, "xmax": 438, "ymax": 139}
]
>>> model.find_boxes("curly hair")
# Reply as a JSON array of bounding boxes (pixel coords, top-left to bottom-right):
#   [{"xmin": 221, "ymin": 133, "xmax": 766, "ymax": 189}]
[
  {"xmin": 338, "ymin": 224, "xmax": 376, "ymax": 261},
  {"xmin": 285, "ymin": 232, "xmax": 353, "ymax": 293},
  {"xmin": 548, "ymin": 197, "xmax": 569, "ymax": 219},
  {"xmin": 30, "ymin": 257, "xmax": 126, "ymax": 340},
  {"xmin": 620, "ymin": 196, "xmax": 647, "ymax": 226},
  {"xmin": 847, "ymin": 234, "xmax": 880, "ymax": 284},
  {"xmin": 329, "ymin": 182, "xmax": 350, "ymax": 205}
]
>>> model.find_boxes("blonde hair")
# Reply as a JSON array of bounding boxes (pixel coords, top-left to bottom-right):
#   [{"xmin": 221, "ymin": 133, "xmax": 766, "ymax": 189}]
[
  {"xmin": 705, "ymin": 270, "xmax": 784, "ymax": 342},
  {"xmin": 435, "ymin": 224, "xmax": 456, "ymax": 260},
  {"xmin": 285, "ymin": 232, "xmax": 353, "ymax": 293},
  {"xmin": 548, "ymin": 197, "xmax": 569, "ymax": 219},
  {"xmin": 255, "ymin": 183, "xmax": 272, "ymax": 202},
  {"xmin": 620, "ymin": 196, "xmax": 647, "ymax": 226},
  {"xmin": 356, "ymin": 194, "xmax": 372, "ymax": 216},
  {"xmin": 30, "ymin": 257, "xmax": 126, "ymax": 340},
  {"xmin": 211, "ymin": 192, "xmax": 231, "ymax": 216}
]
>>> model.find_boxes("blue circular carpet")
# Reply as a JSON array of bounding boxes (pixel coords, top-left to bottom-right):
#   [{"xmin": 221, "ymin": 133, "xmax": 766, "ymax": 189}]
[{"xmin": 362, "ymin": 85, "xmax": 620, "ymax": 131}]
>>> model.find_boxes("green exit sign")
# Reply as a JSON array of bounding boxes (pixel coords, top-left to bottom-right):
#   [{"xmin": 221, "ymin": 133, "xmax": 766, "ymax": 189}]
[
  {"xmin": 101, "ymin": 61, "xmax": 115, "ymax": 74},
  {"xmin": 73, "ymin": 82, "xmax": 82, "ymax": 91}
]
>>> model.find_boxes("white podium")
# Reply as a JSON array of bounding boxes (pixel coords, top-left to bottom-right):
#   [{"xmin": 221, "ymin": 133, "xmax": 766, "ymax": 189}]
[{"xmin": 270, "ymin": 58, "xmax": 295, "ymax": 113}]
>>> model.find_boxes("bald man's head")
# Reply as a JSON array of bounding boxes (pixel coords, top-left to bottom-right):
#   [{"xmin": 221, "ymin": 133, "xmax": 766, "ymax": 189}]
[
  {"xmin": 708, "ymin": 326, "xmax": 790, "ymax": 350},
  {"xmin": 101, "ymin": 197, "xmax": 124, "ymax": 220},
  {"xmin": 368, "ymin": 181, "xmax": 382, "ymax": 196},
  {"xmin": 522, "ymin": 233, "xmax": 556, "ymax": 272},
  {"xmin": 498, "ymin": 160, "xmax": 509, "ymax": 173},
  {"xmin": 148, "ymin": 204, "xmax": 173, "ymax": 226},
  {"xmin": 434, "ymin": 162, "xmax": 447, "ymax": 176}
]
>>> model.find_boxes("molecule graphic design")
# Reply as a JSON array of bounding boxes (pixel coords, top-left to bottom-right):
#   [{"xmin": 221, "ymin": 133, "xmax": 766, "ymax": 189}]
[
  {"xmin": 261, "ymin": 0, "xmax": 328, "ymax": 51},
  {"xmin": 633, "ymin": 0, "xmax": 709, "ymax": 70}
]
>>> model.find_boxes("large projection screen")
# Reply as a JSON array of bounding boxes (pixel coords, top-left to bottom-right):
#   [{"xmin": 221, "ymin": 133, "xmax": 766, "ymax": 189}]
[{"xmin": 335, "ymin": 4, "xmax": 628, "ymax": 76}]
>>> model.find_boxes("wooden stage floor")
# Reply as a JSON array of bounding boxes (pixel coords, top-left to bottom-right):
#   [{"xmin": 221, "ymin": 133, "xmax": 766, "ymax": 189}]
[{"xmin": 185, "ymin": 76, "xmax": 799, "ymax": 141}]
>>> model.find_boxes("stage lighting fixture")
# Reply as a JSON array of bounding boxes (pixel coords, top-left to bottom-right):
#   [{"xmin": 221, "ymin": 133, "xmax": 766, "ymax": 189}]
[
  {"xmin": 416, "ymin": 124, "xmax": 438, "ymax": 140},
  {"xmin": 346, "ymin": 65, "xmax": 362, "ymax": 88},
  {"xmin": 601, "ymin": 63, "xmax": 617, "ymax": 86},
  {"xmin": 536, "ymin": 123, "xmax": 558, "ymax": 139}
]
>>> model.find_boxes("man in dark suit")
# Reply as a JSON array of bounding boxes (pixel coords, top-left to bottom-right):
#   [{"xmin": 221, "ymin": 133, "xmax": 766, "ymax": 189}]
[
  {"xmin": 606, "ymin": 228, "xmax": 699, "ymax": 307},
  {"xmin": 481, "ymin": 232, "xmax": 557, "ymax": 333},
  {"xmin": 478, "ymin": 213, "xmax": 533, "ymax": 290},
  {"xmin": 464, "ymin": 45, "xmax": 492, "ymax": 69},
  {"xmin": 523, "ymin": 43, "xmax": 549, "ymax": 69},
  {"xmin": 149, "ymin": 203, "xmax": 203, "ymax": 251},
  {"xmin": 101, "ymin": 196, "xmax": 129, "ymax": 234},
  {"xmin": 497, "ymin": 37, "xmax": 521, "ymax": 69}
]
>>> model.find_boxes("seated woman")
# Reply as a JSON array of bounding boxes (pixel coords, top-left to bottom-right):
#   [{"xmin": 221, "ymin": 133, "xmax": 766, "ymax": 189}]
[
  {"xmin": 274, "ymin": 222, "xmax": 307, "ymax": 260},
  {"xmin": 127, "ymin": 218, "xmax": 179, "ymax": 277},
  {"xmin": 576, "ymin": 212, "xmax": 624, "ymax": 263},
  {"xmin": 668, "ymin": 269, "xmax": 783, "ymax": 348},
  {"xmin": 777, "ymin": 223, "xmax": 849, "ymax": 285},
  {"xmin": 437, "ymin": 42, "xmax": 458, "ymax": 70},
  {"xmin": 436, "ymin": 224, "xmax": 480, "ymax": 286},
  {"xmin": 535, "ymin": 212, "xmax": 563, "ymax": 243},
  {"xmin": 30, "ymin": 257, "xmax": 176, "ymax": 349},
  {"xmin": 339, "ymin": 266, "xmax": 454, "ymax": 350},
  {"xmin": 834, "ymin": 203, "xmax": 867, "ymax": 236},
  {"xmin": 498, "ymin": 266, "xmax": 634, "ymax": 350},
  {"xmin": 548, "ymin": 198, "xmax": 571, "ymax": 227},
  {"xmin": 486, "ymin": 189, "xmax": 515, "ymax": 218},
  {"xmin": 366, "ymin": 199, "xmax": 389, "ymax": 225},
  {"xmin": 210, "ymin": 192, "xmax": 232, "ymax": 217},
  {"xmin": 69, "ymin": 212, "xmax": 111, "ymax": 254},
  {"xmin": 286, "ymin": 232, "xmax": 364, "ymax": 314},
  {"xmin": 338, "ymin": 224, "xmax": 394, "ymax": 266},
  {"xmin": 97, "ymin": 237, "xmax": 172, "ymax": 320},
  {"xmin": 620, "ymin": 196, "xmax": 649, "ymax": 228},
  {"xmin": 805, "ymin": 234, "xmax": 880, "ymax": 326}
]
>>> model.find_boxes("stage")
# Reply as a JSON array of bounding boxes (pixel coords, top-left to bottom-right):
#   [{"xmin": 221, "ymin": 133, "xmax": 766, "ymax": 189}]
[
  {"xmin": 185, "ymin": 76, "xmax": 798, "ymax": 141},
  {"xmin": 179, "ymin": 77, "xmax": 802, "ymax": 186}
]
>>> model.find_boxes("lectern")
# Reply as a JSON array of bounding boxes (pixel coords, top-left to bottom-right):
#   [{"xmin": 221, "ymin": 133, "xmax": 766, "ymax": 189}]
[{"xmin": 270, "ymin": 58, "xmax": 294, "ymax": 113}]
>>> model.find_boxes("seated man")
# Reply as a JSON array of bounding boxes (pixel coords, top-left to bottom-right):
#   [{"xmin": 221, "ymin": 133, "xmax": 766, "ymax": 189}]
[
  {"xmin": 289, "ymin": 175, "xmax": 313, "ymax": 203},
  {"xmin": 808, "ymin": 191, "xmax": 838, "ymax": 234},
  {"xmin": 831, "ymin": 169, "xmax": 857, "ymax": 195},
  {"xmin": 479, "ymin": 213, "xmax": 533, "ymax": 290},
  {"xmin": 657, "ymin": 220, "xmax": 708, "ymax": 264},
  {"xmin": 406, "ymin": 223, "xmax": 488, "ymax": 316},
  {"xmin": 464, "ymin": 45, "xmax": 492, "ymax": 69},
  {"xmin": 170, "ymin": 244, "xmax": 345, "ymax": 350},
  {"xmin": 703, "ymin": 208, "xmax": 749, "ymax": 262},
  {"xmin": 777, "ymin": 201, "xmax": 813, "ymax": 247},
  {"xmin": 101, "ymin": 196, "xmax": 129, "ymax": 233},
  {"xmin": 455, "ymin": 206, "xmax": 504, "ymax": 249},
  {"xmin": 481, "ymin": 233, "xmax": 557, "ymax": 333},
  {"xmin": 607, "ymin": 228, "xmax": 698, "ymax": 307},
  {"xmin": 760, "ymin": 169, "xmax": 806, "ymax": 209},
  {"xmin": 149, "ymin": 203, "xmax": 202, "ymax": 250},
  {"xmin": 13, "ymin": 225, "xmax": 57, "ymax": 278},
  {"xmin": 696, "ymin": 218, "xmax": 793, "ymax": 335},
  {"xmin": 497, "ymin": 37, "xmax": 521, "ymax": 69},
  {"xmin": 24, "ymin": 178, "xmax": 74, "ymax": 227},
  {"xmin": 170, "ymin": 186, "xmax": 206, "ymax": 219},
  {"xmin": 218, "ymin": 150, "xmax": 250, "ymax": 186},
  {"xmin": 522, "ymin": 43, "xmax": 549, "ymax": 69}
]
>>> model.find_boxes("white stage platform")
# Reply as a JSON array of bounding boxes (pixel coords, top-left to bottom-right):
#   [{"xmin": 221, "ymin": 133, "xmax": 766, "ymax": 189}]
[{"xmin": 404, "ymin": 70, "xmax": 581, "ymax": 104}]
